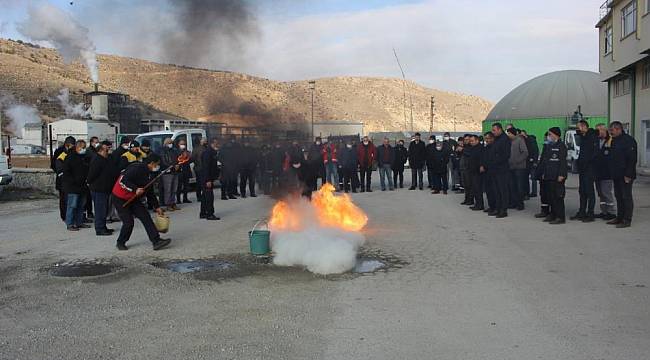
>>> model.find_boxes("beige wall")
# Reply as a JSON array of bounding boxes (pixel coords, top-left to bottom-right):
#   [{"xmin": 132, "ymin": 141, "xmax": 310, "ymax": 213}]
[
  {"xmin": 635, "ymin": 63, "xmax": 650, "ymax": 166},
  {"xmin": 610, "ymin": 81, "xmax": 633, "ymax": 126}
]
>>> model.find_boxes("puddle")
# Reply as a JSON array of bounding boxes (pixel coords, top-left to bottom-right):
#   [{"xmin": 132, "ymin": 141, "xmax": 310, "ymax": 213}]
[
  {"xmin": 353, "ymin": 258, "xmax": 387, "ymax": 273},
  {"xmin": 48, "ymin": 259, "xmax": 120, "ymax": 277},
  {"xmin": 157, "ymin": 259, "xmax": 235, "ymax": 273}
]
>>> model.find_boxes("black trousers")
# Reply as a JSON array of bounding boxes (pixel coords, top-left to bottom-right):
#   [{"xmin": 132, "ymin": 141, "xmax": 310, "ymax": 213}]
[
  {"xmin": 539, "ymin": 179, "xmax": 550, "ymax": 213},
  {"xmin": 177, "ymin": 174, "xmax": 190, "ymax": 202},
  {"xmin": 239, "ymin": 169, "xmax": 256, "ymax": 196},
  {"xmin": 195, "ymin": 173, "xmax": 203, "ymax": 201},
  {"xmin": 494, "ymin": 171, "xmax": 510, "ymax": 215},
  {"xmin": 431, "ymin": 172, "xmax": 448, "ymax": 191},
  {"xmin": 545, "ymin": 180, "xmax": 565, "ymax": 220},
  {"xmin": 85, "ymin": 188, "xmax": 93, "ymax": 216},
  {"xmin": 200, "ymin": 183, "xmax": 215, "ymax": 217},
  {"xmin": 342, "ymin": 167, "xmax": 357, "ymax": 191},
  {"xmin": 411, "ymin": 167, "xmax": 424, "ymax": 188},
  {"xmin": 485, "ymin": 175, "xmax": 496, "ymax": 210},
  {"xmin": 578, "ymin": 169, "xmax": 596, "ymax": 215},
  {"xmin": 427, "ymin": 166, "xmax": 435, "ymax": 188},
  {"xmin": 462, "ymin": 170, "xmax": 473, "ymax": 203},
  {"xmin": 359, "ymin": 167, "xmax": 372, "ymax": 190},
  {"xmin": 58, "ymin": 190, "xmax": 67, "ymax": 221},
  {"xmin": 471, "ymin": 173, "xmax": 484, "ymax": 208},
  {"xmin": 112, "ymin": 195, "xmax": 160, "ymax": 245},
  {"xmin": 613, "ymin": 179, "xmax": 634, "ymax": 222},
  {"xmin": 393, "ymin": 168, "xmax": 404, "ymax": 187}
]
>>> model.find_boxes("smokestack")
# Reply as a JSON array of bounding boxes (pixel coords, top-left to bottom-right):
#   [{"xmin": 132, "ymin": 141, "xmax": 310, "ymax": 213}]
[{"xmin": 94, "ymin": 83, "xmax": 99, "ymax": 92}]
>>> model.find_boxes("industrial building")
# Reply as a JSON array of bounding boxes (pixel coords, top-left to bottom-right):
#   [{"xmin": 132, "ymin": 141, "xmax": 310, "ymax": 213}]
[
  {"xmin": 483, "ymin": 70, "xmax": 608, "ymax": 146},
  {"xmin": 596, "ymin": 0, "xmax": 650, "ymax": 169}
]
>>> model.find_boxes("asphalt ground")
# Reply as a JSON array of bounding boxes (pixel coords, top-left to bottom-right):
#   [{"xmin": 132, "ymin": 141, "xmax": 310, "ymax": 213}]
[{"xmin": 1, "ymin": 171, "xmax": 649, "ymax": 360}]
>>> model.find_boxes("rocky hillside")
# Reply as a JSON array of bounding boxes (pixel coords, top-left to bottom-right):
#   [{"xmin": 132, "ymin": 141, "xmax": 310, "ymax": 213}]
[{"xmin": 0, "ymin": 38, "xmax": 492, "ymax": 133}]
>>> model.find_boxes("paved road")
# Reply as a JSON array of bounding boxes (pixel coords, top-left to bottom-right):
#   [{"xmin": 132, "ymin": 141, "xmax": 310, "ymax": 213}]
[{"xmin": 1, "ymin": 173, "xmax": 649, "ymax": 359}]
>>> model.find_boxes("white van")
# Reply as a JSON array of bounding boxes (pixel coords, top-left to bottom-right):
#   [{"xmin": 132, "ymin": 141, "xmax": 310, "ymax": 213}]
[{"xmin": 135, "ymin": 129, "xmax": 207, "ymax": 183}]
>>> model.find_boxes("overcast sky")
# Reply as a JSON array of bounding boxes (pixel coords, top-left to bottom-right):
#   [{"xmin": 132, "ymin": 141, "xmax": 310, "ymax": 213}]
[{"xmin": 0, "ymin": 0, "xmax": 602, "ymax": 102}]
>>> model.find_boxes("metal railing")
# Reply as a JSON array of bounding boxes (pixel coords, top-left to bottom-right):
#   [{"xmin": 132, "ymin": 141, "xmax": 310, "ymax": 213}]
[{"xmin": 599, "ymin": 0, "xmax": 614, "ymax": 22}]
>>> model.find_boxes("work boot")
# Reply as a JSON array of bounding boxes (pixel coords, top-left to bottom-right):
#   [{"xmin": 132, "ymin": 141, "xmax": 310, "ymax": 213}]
[
  {"xmin": 241, "ymin": 194, "xmax": 247, "ymax": 198},
  {"xmin": 96, "ymin": 230, "xmax": 112, "ymax": 236},
  {"xmin": 488, "ymin": 210, "xmax": 498, "ymax": 216},
  {"xmin": 534, "ymin": 211, "xmax": 549, "ymax": 218},
  {"xmin": 570, "ymin": 213, "xmax": 585, "ymax": 221},
  {"xmin": 153, "ymin": 238, "xmax": 172, "ymax": 251},
  {"xmin": 431, "ymin": 190, "xmax": 440, "ymax": 194},
  {"xmin": 67, "ymin": 225, "xmax": 79, "ymax": 231},
  {"xmin": 495, "ymin": 212, "xmax": 508, "ymax": 218},
  {"xmin": 607, "ymin": 218, "xmax": 622, "ymax": 225},
  {"xmin": 360, "ymin": 187, "xmax": 366, "ymax": 193},
  {"xmin": 116, "ymin": 243, "xmax": 128, "ymax": 251},
  {"xmin": 543, "ymin": 215, "xmax": 555, "ymax": 222},
  {"xmin": 228, "ymin": 194, "xmax": 237, "ymax": 200},
  {"xmin": 250, "ymin": 193, "xmax": 257, "ymax": 197},
  {"xmin": 206, "ymin": 215, "xmax": 221, "ymax": 221},
  {"xmin": 408, "ymin": 186, "xmax": 416, "ymax": 190},
  {"xmin": 582, "ymin": 215, "xmax": 595, "ymax": 223},
  {"xmin": 366, "ymin": 188, "xmax": 373, "ymax": 192},
  {"xmin": 221, "ymin": 196, "xmax": 228, "ymax": 200},
  {"xmin": 602, "ymin": 214, "xmax": 617, "ymax": 221},
  {"xmin": 183, "ymin": 198, "xmax": 192, "ymax": 204},
  {"xmin": 470, "ymin": 206, "xmax": 484, "ymax": 211},
  {"xmin": 549, "ymin": 219, "xmax": 566, "ymax": 225},
  {"xmin": 78, "ymin": 224, "xmax": 91, "ymax": 229},
  {"xmin": 616, "ymin": 220, "xmax": 631, "ymax": 228},
  {"xmin": 442, "ymin": 190, "xmax": 448, "ymax": 195}
]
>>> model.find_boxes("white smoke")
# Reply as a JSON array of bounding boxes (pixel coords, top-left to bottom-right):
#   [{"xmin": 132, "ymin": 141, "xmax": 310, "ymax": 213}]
[
  {"xmin": 56, "ymin": 88, "xmax": 88, "ymax": 117},
  {"xmin": 17, "ymin": 3, "xmax": 99, "ymax": 83},
  {"xmin": 0, "ymin": 93, "xmax": 41, "ymax": 136},
  {"xmin": 269, "ymin": 197, "xmax": 366, "ymax": 275}
]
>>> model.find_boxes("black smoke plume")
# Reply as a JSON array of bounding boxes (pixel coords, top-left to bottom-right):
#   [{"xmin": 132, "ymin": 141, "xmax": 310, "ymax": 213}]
[{"xmin": 163, "ymin": 0, "xmax": 259, "ymax": 69}]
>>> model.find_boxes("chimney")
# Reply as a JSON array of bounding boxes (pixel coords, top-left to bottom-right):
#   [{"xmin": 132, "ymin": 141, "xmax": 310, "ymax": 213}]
[{"xmin": 94, "ymin": 83, "xmax": 99, "ymax": 92}]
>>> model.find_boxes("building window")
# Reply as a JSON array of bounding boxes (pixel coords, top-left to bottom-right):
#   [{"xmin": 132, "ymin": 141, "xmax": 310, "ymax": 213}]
[
  {"xmin": 605, "ymin": 26, "xmax": 613, "ymax": 55},
  {"xmin": 642, "ymin": 62, "xmax": 650, "ymax": 89},
  {"xmin": 622, "ymin": 1, "xmax": 637, "ymax": 38},
  {"xmin": 613, "ymin": 75, "xmax": 632, "ymax": 97}
]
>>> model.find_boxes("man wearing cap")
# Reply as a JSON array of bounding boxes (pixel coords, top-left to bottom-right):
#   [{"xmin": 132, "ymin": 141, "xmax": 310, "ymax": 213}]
[
  {"xmin": 118, "ymin": 141, "xmax": 142, "ymax": 171},
  {"xmin": 606, "ymin": 121, "xmax": 637, "ymax": 228},
  {"xmin": 408, "ymin": 133, "xmax": 426, "ymax": 190},
  {"xmin": 111, "ymin": 153, "xmax": 171, "ymax": 251},
  {"xmin": 51, "ymin": 136, "xmax": 76, "ymax": 222},
  {"xmin": 538, "ymin": 127, "xmax": 568, "ymax": 224}
]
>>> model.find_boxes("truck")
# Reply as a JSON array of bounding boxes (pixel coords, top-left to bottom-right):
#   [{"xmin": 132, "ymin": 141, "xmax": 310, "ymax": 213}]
[
  {"xmin": 48, "ymin": 119, "xmax": 120, "ymax": 155},
  {"xmin": 0, "ymin": 117, "xmax": 13, "ymax": 194},
  {"xmin": 135, "ymin": 129, "xmax": 207, "ymax": 184}
]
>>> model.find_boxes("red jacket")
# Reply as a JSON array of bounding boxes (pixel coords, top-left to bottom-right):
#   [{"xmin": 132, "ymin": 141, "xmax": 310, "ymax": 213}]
[
  {"xmin": 357, "ymin": 142, "xmax": 376, "ymax": 168},
  {"xmin": 321, "ymin": 143, "xmax": 338, "ymax": 163}
]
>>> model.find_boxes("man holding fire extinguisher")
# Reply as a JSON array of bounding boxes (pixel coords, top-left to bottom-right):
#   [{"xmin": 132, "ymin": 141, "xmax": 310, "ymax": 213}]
[{"xmin": 111, "ymin": 153, "xmax": 171, "ymax": 251}]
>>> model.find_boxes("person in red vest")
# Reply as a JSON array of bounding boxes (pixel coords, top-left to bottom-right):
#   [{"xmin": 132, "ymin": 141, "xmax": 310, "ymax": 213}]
[
  {"xmin": 111, "ymin": 153, "xmax": 171, "ymax": 251},
  {"xmin": 357, "ymin": 136, "xmax": 377, "ymax": 192},
  {"xmin": 321, "ymin": 139, "xmax": 339, "ymax": 190}
]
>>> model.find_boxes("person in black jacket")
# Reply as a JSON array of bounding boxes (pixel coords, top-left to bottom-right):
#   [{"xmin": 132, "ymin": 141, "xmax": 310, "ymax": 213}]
[
  {"xmin": 220, "ymin": 136, "xmax": 241, "ymax": 199},
  {"xmin": 606, "ymin": 121, "xmax": 637, "ymax": 228},
  {"xmin": 571, "ymin": 120, "xmax": 599, "ymax": 222},
  {"xmin": 258, "ymin": 144, "xmax": 272, "ymax": 195},
  {"xmin": 160, "ymin": 138, "xmax": 180, "ymax": 209},
  {"xmin": 521, "ymin": 131, "xmax": 539, "ymax": 198},
  {"xmin": 538, "ymin": 127, "xmax": 568, "ymax": 224},
  {"xmin": 481, "ymin": 132, "xmax": 497, "ymax": 212},
  {"xmin": 425, "ymin": 135, "xmax": 437, "ymax": 189},
  {"xmin": 376, "ymin": 138, "xmax": 395, "ymax": 191},
  {"xmin": 408, "ymin": 133, "xmax": 426, "ymax": 190},
  {"xmin": 467, "ymin": 135, "xmax": 484, "ymax": 210},
  {"xmin": 429, "ymin": 140, "xmax": 450, "ymax": 194},
  {"xmin": 392, "ymin": 140, "xmax": 408, "ymax": 188},
  {"xmin": 62, "ymin": 140, "xmax": 90, "ymax": 231},
  {"xmin": 239, "ymin": 140, "xmax": 259, "ymax": 198},
  {"xmin": 534, "ymin": 133, "xmax": 552, "ymax": 219},
  {"xmin": 51, "ymin": 136, "xmax": 76, "ymax": 222},
  {"xmin": 490, "ymin": 123, "xmax": 511, "ymax": 218},
  {"xmin": 200, "ymin": 139, "xmax": 221, "ymax": 220},
  {"xmin": 176, "ymin": 139, "xmax": 193, "ymax": 204},
  {"xmin": 339, "ymin": 140, "xmax": 359, "ymax": 193},
  {"xmin": 111, "ymin": 154, "xmax": 171, "ymax": 251},
  {"xmin": 87, "ymin": 141, "xmax": 115, "ymax": 235},
  {"xmin": 593, "ymin": 124, "xmax": 616, "ymax": 220},
  {"xmin": 269, "ymin": 142, "xmax": 285, "ymax": 195}
]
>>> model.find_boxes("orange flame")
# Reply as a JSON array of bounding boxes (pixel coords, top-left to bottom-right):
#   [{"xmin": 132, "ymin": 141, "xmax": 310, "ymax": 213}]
[{"xmin": 269, "ymin": 183, "xmax": 368, "ymax": 232}]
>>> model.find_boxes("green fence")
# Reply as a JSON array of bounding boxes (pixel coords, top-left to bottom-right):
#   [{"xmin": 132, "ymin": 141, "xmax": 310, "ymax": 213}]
[{"xmin": 482, "ymin": 116, "xmax": 608, "ymax": 148}]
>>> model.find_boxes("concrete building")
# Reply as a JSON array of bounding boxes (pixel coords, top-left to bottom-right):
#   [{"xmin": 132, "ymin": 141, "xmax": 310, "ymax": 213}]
[{"xmin": 596, "ymin": 0, "xmax": 650, "ymax": 168}]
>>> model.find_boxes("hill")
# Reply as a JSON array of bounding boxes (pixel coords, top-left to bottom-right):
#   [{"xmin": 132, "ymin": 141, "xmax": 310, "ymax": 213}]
[{"xmin": 0, "ymin": 38, "xmax": 492, "ymax": 134}]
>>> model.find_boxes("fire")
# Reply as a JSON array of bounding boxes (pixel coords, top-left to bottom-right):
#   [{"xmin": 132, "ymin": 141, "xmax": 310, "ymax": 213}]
[{"xmin": 269, "ymin": 183, "xmax": 368, "ymax": 232}]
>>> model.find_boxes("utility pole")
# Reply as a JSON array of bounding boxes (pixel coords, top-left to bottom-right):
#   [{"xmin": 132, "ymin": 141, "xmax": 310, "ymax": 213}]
[
  {"xmin": 429, "ymin": 96, "xmax": 435, "ymax": 132},
  {"xmin": 309, "ymin": 80, "xmax": 316, "ymax": 140}
]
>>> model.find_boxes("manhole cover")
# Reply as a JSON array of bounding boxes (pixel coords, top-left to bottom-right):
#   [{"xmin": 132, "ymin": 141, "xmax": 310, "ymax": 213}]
[
  {"xmin": 155, "ymin": 259, "xmax": 235, "ymax": 273},
  {"xmin": 48, "ymin": 260, "xmax": 120, "ymax": 277},
  {"xmin": 353, "ymin": 258, "xmax": 387, "ymax": 273}
]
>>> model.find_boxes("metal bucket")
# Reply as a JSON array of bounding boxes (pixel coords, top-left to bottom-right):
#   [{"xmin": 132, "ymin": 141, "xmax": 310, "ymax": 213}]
[{"xmin": 249, "ymin": 220, "xmax": 270, "ymax": 255}]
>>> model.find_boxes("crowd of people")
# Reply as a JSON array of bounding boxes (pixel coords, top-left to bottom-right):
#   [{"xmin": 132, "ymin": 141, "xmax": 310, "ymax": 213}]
[{"xmin": 50, "ymin": 120, "xmax": 638, "ymax": 251}]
